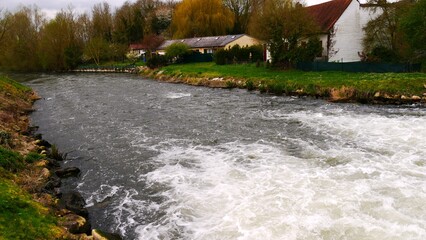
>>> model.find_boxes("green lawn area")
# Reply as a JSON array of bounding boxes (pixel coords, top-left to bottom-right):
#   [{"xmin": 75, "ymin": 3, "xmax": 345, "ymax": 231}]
[
  {"xmin": 161, "ymin": 62, "xmax": 426, "ymax": 97},
  {"xmin": 0, "ymin": 177, "xmax": 60, "ymax": 240}
]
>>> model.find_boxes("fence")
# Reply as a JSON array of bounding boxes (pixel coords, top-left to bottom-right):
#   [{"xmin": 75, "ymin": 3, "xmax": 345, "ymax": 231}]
[
  {"xmin": 182, "ymin": 53, "xmax": 213, "ymax": 63},
  {"xmin": 297, "ymin": 61, "xmax": 421, "ymax": 73},
  {"xmin": 74, "ymin": 64, "xmax": 136, "ymax": 73}
]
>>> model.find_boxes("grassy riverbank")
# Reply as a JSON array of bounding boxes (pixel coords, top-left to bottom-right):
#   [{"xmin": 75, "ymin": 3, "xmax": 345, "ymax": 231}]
[
  {"xmin": 147, "ymin": 62, "xmax": 426, "ymax": 103},
  {"xmin": 0, "ymin": 75, "xmax": 64, "ymax": 239}
]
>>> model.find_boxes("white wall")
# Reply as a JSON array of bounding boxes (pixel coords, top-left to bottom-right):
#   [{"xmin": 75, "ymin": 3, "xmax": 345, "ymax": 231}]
[{"xmin": 329, "ymin": 0, "xmax": 377, "ymax": 62}]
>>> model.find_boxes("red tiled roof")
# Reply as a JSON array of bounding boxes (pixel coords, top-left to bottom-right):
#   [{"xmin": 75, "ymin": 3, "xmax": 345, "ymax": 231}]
[
  {"xmin": 307, "ymin": 0, "xmax": 353, "ymax": 33},
  {"xmin": 129, "ymin": 43, "xmax": 147, "ymax": 50}
]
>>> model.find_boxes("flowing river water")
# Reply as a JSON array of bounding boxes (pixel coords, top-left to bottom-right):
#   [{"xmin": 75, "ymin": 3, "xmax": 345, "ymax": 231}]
[{"xmin": 21, "ymin": 74, "xmax": 426, "ymax": 239}]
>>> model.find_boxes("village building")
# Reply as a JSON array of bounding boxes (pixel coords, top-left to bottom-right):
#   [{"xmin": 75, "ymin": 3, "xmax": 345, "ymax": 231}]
[
  {"xmin": 307, "ymin": 0, "xmax": 378, "ymax": 62},
  {"xmin": 156, "ymin": 34, "xmax": 263, "ymax": 55},
  {"xmin": 129, "ymin": 43, "xmax": 148, "ymax": 58}
]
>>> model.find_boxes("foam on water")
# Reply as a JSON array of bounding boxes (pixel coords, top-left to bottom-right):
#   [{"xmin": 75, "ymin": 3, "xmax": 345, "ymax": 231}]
[
  {"xmin": 129, "ymin": 108, "xmax": 426, "ymax": 240},
  {"xmin": 165, "ymin": 92, "xmax": 191, "ymax": 99}
]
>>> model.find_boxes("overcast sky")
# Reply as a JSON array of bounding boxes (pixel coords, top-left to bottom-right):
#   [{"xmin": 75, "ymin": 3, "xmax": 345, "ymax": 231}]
[{"xmin": 1, "ymin": 0, "xmax": 332, "ymax": 19}]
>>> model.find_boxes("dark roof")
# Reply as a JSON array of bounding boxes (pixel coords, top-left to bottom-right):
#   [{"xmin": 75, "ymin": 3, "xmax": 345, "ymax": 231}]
[
  {"xmin": 307, "ymin": 0, "xmax": 353, "ymax": 33},
  {"xmin": 157, "ymin": 34, "xmax": 246, "ymax": 50}
]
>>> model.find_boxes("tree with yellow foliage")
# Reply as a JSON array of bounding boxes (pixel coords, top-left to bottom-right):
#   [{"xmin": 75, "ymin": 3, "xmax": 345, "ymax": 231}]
[{"xmin": 171, "ymin": 0, "xmax": 234, "ymax": 38}]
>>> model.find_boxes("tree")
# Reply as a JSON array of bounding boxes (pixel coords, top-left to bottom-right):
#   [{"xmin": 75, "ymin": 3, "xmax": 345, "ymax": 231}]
[
  {"xmin": 363, "ymin": 0, "xmax": 414, "ymax": 62},
  {"xmin": 83, "ymin": 37, "xmax": 110, "ymax": 65},
  {"xmin": 91, "ymin": 2, "xmax": 113, "ymax": 41},
  {"xmin": 0, "ymin": 6, "xmax": 45, "ymax": 71},
  {"xmin": 0, "ymin": 9, "xmax": 11, "ymax": 46},
  {"xmin": 112, "ymin": 0, "xmax": 171, "ymax": 43},
  {"xmin": 113, "ymin": 1, "xmax": 145, "ymax": 44},
  {"xmin": 141, "ymin": 34, "xmax": 165, "ymax": 57},
  {"xmin": 399, "ymin": 0, "xmax": 426, "ymax": 60},
  {"xmin": 223, "ymin": 0, "xmax": 262, "ymax": 34},
  {"xmin": 149, "ymin": 6, "xmax": 172, "ymax": 35},
  {"xmin": 249, "ymin": 0, "xmax": 318, "ymax": 67},
  {"xmin": 171, "ymin": 0, "xmax": 234, "ymax": 38},
  {"xmin": 39, "ymin": 8, "xmax": 83, "ymax": 70}
]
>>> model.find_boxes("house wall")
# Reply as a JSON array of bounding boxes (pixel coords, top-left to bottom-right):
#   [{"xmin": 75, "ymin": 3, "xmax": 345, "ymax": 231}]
[
  {"xmin": 329, "ymin": 0, "xmax": 377, "ymax": 62},
  {"xmin": 224, "ymin": 35, "xmax": 263, "ymax": 49}
]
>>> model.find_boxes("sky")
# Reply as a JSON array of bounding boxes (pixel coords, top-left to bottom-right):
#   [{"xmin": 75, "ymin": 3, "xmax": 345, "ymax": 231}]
[{"xmin": 0, "ymin": 0, "xmax": 333, "ymax": 19}]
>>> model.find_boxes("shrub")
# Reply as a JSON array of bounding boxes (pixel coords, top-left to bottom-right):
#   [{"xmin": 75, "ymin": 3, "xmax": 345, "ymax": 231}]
[
  {"xmin": 147, "ymin": 54, "xmax": 169, "ymax": 69},
  {"xmin": 225, "ymin": 80, "xmax": 238, "ymax": 89},
  {"xmin": 165, "ymin": 43, "xmax": 190, "ymax": 63},
  {"xmin": 214, "ymin": 44, "xmax": 264, "ymax": 65},
  {"xmin": 268, "ymin": 83, "xmax": 285, "ymax": 95},
  {"xmin": 294, "ymin": 37, "xmax": 323, "ymax": 63},
  {"xmin": 0, "ymin": 147, "xmax": 24, "ymax": 172},
  {"xmin": 245, "ymin": 80, "xmax": 255, "ymax": 91},
  {"xmin": 258, "ymin": 82, "xmax": 267, "ymax": 93},
  {"xmin": 249, "ymin": 45, "xmax": 264, "ymax": 62},
  {"xmin": 369, "ymin": 46, "xmax": 399, "ymax": 63},
  {"xmin": 214, "ymin": 49, "xmax": 228, "ymax": 65}
]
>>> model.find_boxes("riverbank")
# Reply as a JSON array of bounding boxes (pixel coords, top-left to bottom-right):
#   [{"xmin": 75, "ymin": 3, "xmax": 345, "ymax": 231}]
[
  {"xmin": 0, "ymin": 75, "xmax": 120, "ymax": 239},
  {"xmin": 138, "ymin": 62, "xmax": 426, "ymax": 104}
]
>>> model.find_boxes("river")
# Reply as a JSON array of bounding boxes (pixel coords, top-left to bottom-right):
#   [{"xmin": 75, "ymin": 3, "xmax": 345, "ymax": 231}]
[{"xmin": 22, "ymin": 73, "xmax": 425, "ymax": 239}]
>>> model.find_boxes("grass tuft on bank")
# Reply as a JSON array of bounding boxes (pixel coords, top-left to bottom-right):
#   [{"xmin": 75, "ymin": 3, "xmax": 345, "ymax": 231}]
[{"xmin": 160, "ymin": 62, "xmax": 426, "ymax": 100}]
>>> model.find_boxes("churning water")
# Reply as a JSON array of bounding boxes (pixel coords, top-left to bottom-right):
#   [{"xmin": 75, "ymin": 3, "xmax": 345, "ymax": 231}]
[{"xmin": 24, "ymin": 74, "xmax": 425, "ymax": 239}]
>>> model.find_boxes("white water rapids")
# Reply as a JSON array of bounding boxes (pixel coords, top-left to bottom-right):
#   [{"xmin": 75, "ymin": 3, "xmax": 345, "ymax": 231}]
[{"xmin": 24, "ymin": 74, "xmax": 425, "ymax": 240}]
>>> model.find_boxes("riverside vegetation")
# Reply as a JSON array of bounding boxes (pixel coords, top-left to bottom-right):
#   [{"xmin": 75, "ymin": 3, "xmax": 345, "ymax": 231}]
[
  {"xmin": 139, "ymin": 62, "xmax": 426, "ymax": 104},
  {"xmin": 0, "ymin": 75, "xmax": 62, "ymax": 239},
  {"xmin": 0, "ymin": 75, "xmax": 121, "ymax": 239}
]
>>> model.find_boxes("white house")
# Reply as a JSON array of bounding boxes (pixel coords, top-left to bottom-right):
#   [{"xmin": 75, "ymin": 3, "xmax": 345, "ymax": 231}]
[
  {"xmin": 129, "ymin": 43, "xmax": 147, "ymax": 57},
  {"xmin": 307, "ymin": 0, "xmax": 379, "ymax": 62}
]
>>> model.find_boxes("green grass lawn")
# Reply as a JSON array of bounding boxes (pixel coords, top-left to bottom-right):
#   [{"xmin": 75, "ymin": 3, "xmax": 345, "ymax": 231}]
[
  {"xmin": 161, "ymin": 62, "xmax": 426, "ymax": 97},
  {"xmin": 0, "ymin": 177, "xmax": 60, "ymax": 240}
]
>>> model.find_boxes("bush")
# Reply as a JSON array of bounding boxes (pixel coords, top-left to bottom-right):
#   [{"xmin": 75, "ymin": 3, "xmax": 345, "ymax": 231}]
[
  {"xmin": 214, "ymin": 49, "xmax": 228, "ymax": 65},
  {"xmin": 225, "ymin": 80, "xmax": 238, "ymax": 89},
  {"xmin": 249, "ymin": 45, "xmax": 264, "ymax": 62},
  {"xmin": 245, "ymin": 80, "xmax": 255, "ymax": 91},
  {"xmin": 369, "ymin": 46, "xmax": 399, "ymax": 63},
  {"xmin": 0, "ymin": 147, "xmax": 24, "ymax": 172},
  {"xmin": 258, "ymin": 83, "xmax": 267, "ymax": 93},
  {"xmin": 147, "ymin": 54, "xmax": 169, "ymax": 69},
  {"xmin": 295, "ymin": 38, "xmax": 323, "ymax": 62},
  {"xmin": 214, "ymin": 44, "xmax": 264, "ymax": 65},
  {"xmin": 165, "ymin": 43, "xmax": 190, "ymax": 63},
  {"xmin": 268, "ymin": 83, "xmax": 285, "ymax": 95}
]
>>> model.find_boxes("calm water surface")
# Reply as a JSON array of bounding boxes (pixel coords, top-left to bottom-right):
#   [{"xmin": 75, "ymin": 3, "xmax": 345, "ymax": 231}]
[{"xmin": 21, "ymin": 74, "xmax": 426, "ymax": 239}]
